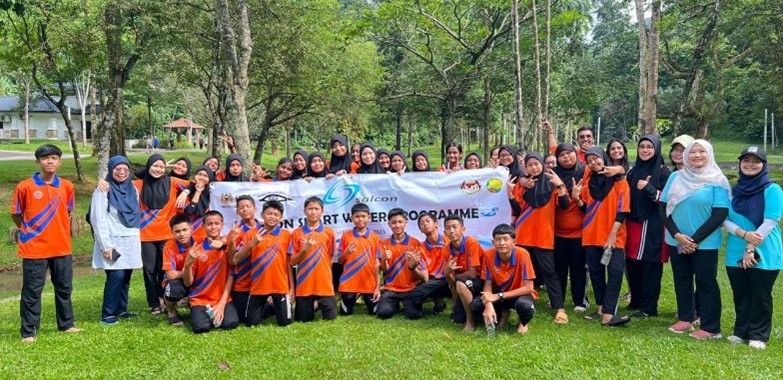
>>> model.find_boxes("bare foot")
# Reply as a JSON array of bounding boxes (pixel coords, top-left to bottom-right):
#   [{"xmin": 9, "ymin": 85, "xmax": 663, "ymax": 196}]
[
  {"xmin": 21, "ymin": 336, "xmax": 36, "ymax": 343},
  {"xmin": 517, "ymin": 324, "xmax": 529, "ymax": 334},
  {"xmin": 64, "ymin": 327, "xmax": 83, "ymax": 333},
  {"xmin": 463, "ymin": 322, "xmax": 475, "ymax": 332}
]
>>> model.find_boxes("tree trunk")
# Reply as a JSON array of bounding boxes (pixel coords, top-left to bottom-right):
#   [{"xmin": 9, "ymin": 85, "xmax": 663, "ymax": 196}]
[
  {"xmin": 512, "ymin": 0, "xmax": 524, "ymax": 143},
  {"xmin": 544, "ymin": 0, "xmax": 551, "ymax": 119},
  {"xmin": 636, "ymin": 0, "xmax": 661, "ymax": 135},
  {"xmin": 58, "ymin": 107, "xmax": 86, "ymax": 182},
  {"xmin": 395, "ymin": 105, "xmax": 402, "ymax": 151},
  {"xmin": 482, "ymin": 74, "xmax": 492, "ymax": 163},
  {"xmin": 94, "ymin": 86, "xmax": 110, "ymax": 179},
  {"xmin": 532, "ymin": 0, "xmax": 543, "ymax": 151},
  {"xmin": 23, "ymin": 79, "xmax": 30, "ymax": 144}
]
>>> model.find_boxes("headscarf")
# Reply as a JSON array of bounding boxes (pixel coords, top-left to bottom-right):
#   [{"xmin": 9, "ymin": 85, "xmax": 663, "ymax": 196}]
[
  {"xmin": 357, "ymin": 144, "xmax": 385, "ymax": 174},
  {"xmin": 554, "ymin": 143, "xmax": 585, "ymax": 192},
  {"xmin": 188, "ymin": 166, "xmax": 214, "ymax": 217},
  {"xmin": 585, "ymin": 147, "xmax": 617, "ymax": 201},
  {"xmin": 732, "ymin": 150, "xmax": 774, "ymax": 227},
  {"xmin": 307, "ymin": 151, "xmax": 327, "ymax": 178},
  {"xmin": 606, "ymin": 138, "xmax": 629, "ymax": 173},
  {"xmin": 522, "ymin": 152, "xmax": 554, "ymax": 208},
  {"xmin": 464, "ymin": 152, "xmax": 483, "ymax": 169},
  {"xmin": 106, "ymin": 155, "xmax": 140, "ymax": 228},
  {"xmin": 169, "ymin": 157, "xmax": 192, "ymax": 180},
  {"xmin": 292, "ymin": 150, "xmax": 309, "ymax": 180},
  {"xmin": 411, "ymin": 150, "xmax": 431, "ymax": 172},
  {"xmin": 377, "ymin": 148, "xmax": 391, "ymax": 171},
  {"xmin": 327, "ymin": 134, "xmax": 353, "ymax": 174},
  {"xmin": 498, "ymin": 145, "xmax": 523, "ymax": 178},
  {"xmin": 669, "ymin": 134, "xmax": 695, "ymax": 171},
  {"xmin": 140, "ymin": 154, "xmax": 171, "ymax": 210},
  {"xmin": 665, "ymin": 139, "xmax": 731, "ymax": 216},
  {"xmin": 224, "ymin": 153, "xmax": 249, "ymax": 182},
  {"xmin": 628, "ymin": 135, "xmax": 669, "ymax": 219},
  {"xmin": 389, "ymin": 150, "xmax": 407, "ymax": 173}
]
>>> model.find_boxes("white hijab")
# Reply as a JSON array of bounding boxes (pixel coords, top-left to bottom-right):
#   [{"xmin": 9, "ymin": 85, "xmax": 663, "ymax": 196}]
[{"xmin": 665, "ymin": 139, "xmax": 731, "ymax": 216}]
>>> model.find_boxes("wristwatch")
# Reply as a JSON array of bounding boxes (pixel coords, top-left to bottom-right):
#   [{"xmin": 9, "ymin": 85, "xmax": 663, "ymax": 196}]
[{"xmin": 498, "ymin": 292, "xmax": 504, "ymax": 301}]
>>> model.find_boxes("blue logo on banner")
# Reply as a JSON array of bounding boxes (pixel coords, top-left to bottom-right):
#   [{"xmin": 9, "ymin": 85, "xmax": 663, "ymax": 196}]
[
  {"xmin": 323, "ymin": 181, "xmax": 360, "ymax": 208},
  {"xmin": 479, "ymin": 207, "xmax": 499, "ymax": 218}
]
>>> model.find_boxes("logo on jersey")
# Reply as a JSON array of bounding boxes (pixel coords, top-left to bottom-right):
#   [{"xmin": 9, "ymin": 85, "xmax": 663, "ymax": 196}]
[
  {"xmin": 33, "ymin": 191, "xmax": 43, "ymax": 199},
  {"xmin": 323, "ymin": 181, "xmax": 360, "ymax": 208}
]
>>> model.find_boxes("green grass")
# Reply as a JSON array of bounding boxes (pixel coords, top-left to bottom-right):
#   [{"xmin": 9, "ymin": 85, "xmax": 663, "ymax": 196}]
[{"xmin": 0, "ymin": 139, "xmax": 93, "ymax": 156}]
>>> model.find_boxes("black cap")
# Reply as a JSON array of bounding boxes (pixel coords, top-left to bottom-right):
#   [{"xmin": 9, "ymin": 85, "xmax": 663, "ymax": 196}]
[{"xmin": 738, "ymin": 146, "xmax": 767, "ymax": 162}]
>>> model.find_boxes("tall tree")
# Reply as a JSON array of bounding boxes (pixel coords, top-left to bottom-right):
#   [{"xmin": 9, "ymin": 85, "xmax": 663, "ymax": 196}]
[{"xmin": 635, "ymin": 0, "xmax": 661, "ymax": 135}]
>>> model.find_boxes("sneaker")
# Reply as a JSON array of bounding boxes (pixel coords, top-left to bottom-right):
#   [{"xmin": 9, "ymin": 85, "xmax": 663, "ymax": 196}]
[
  {"xmin": 118, "ymin": 312, "xmax": 138, "ymax": 319},
  {"xmin": 749, "ymin": 340, "xmax": 767, "ymax": 350},
  {"xmin": 631, "ymin": 311, "xmax": 649, "ymax": 319},
  {"xmin": 573, "ymin": 306, "xmax": 587, "ymax": 313},
  {"xmin": 726, "ymin": 335, "xmax": 747, "ymax": 344},
  {"xmin": 668, "ymin": 321, "xmax": 694, "ymax": 333},
  {"xmin": 99, "ymin": 316, "xmax": 120, "ymax": 326},
  {"xmin": 689, "ymin": 330, "xmax": 722, "ymax": 340}
]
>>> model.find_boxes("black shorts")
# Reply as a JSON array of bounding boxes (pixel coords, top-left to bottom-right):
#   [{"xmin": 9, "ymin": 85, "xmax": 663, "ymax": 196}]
[
  {"xmin": 457, "ymin": 277, "xmax": 484, "ymax": 297},
  {"xmin": 164, "ymin": 279, "xmax": 188, "ymax": 302}
]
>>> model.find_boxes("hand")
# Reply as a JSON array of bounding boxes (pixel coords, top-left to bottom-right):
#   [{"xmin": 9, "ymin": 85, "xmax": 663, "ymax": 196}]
[
  {"xmin": 518, "ymin": 177, "xmax": 536, "ymax": 190},
  {"xmin": 102, "ymin": 249, "xmax": 112, "ymax": 260},
  {"xmin": 336, "ymin": 169, "xmax": 347, "ymax": 176},
  {"xmin": 346, "ymin": 242, "xmax": 357, "ymax": 255},
  {"xmin": 212, "ymin": 302, "xmax": 226, "ymax": 326},
  {"xmin": 250, "ymin": 228, "xmax": 269, "ymax": 246},
  {"xmin": 372, "ymin": 289, "xmax": 381, "ymax": 303},
  {"xmin": 304, "ymin": 176, "xmax": 314, "ymax": 182},
  {"xmin": 207, "ymin": 237, "xmax": 225, "ymax": 249},
  {"xmin": 175, "ymin": 191, "xmax": 189, "ymax": 208},
  {"xmin": 571, "ymin": 178, "xmax": 584, "ymax": 200},
  {"xmin": 384, "ymin": 248, "xmax": 392, "ymax": 261},
  {"xmin": 543, "ymin": 120, "xmax": 553, "ymax": 135},
  {"xmin": 480, "ymin": 292, "xmax": 499, "ymax": 304},
  {"xmin": 744, "ymin": 231, "xmax": 763, "ymax": 247},
  {"xmin": 545, "ymin": 170, "xmax": 564, "ymax": 188},
  {"xmin": 97, "ymin": 179, "xmax": 110, "ymax": 193},
  {"xmin": 186, "ymin": 245, "xmax": 203, "ymax": 265},
  {"xmin": 741, "ymin": 249, "xmax": 759, "ymax": 269},
  {"xmin": 301, "ymin": 235, "xmax": 317, "ymax": 252},
  {"xmin": 506, "ymin": 176, "xmax": 517, "ymax": 199},
  {"xmin": 603, "ymin": 233, "xmax": 617, "ymax": 250},
  {"xmin": 483, "ymin": 304, "xmax": 497, "ymax": 326},
  {"xmin": 637, "ymin": 176, "xmax": 651, "ymax": 190},
  {"xmin": 601, "ymin": 166, "xmax": 624, "ymax": 177},
  {"xmin": 445, "ymin": 256, "xmax": 462, "ymax": 275},
  {"xmin": 194, "ymin": 182, "xmax": 206, "ymax": 193},
  {"xmin": 325, "ymin": 173, "xmax": 335, "ymax": 180},
  {"xmin": 219, "ymin": 133, "xmax": 234, "ymax": 146},
  {"xmin": 405, "ymin": 250, "xmax": 421, "ymax": 268},
  {"xmin": 674, "ymin": 233, "xmax": 697, "ymax": 254},
  {"xmin": 252, "ymin": 163, "xmax": 268, "ymax": 180},
  {"xmin": 228, "ymin": 221, "xmax": 242, "ymax": 241}
]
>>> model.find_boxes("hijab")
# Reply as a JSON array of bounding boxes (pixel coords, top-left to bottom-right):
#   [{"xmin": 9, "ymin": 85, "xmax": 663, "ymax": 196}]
[
  {"xmin": 665, "ymin": 139, "xmax": 731, "ymax": 216},
  {"xmin": 292, "ymin": 150, "xmax": 309, "ymax": 180},
  {"xmin": 307, "ymin": 151, "xmax": 327, "ymax": 178},
  {"xmin": 357, "ymin": 144, "xmax": 385, "ymax": 174},
  {"xmin": 224, "ymin": 153, "xmax": 249, "ymax": 182},
  {"xmin": 327, "ymin": 134, "xmax": 353, "ymax": 174},
  {"xmin": 188, "ymin": 166, "xmax": 214, "ymax": 217},
  {"xmin": 140, "ymin": 154, "xmax": 171, "ymax": 210},
  {"xmin": 411, "ymin": 150, "xmax": 431, "ymax": 172},
  {"xmin": 169, "ymin": 157, "xmax": 192, "ymax": 180},
  {"xmin": 522, "ymin": 152, "xmax": 554, "ymax": 208},
  {"xmin": 554, "ymin": 143, "xmax": 585, "ymax": 192},
  {"xmin": 464, "ymin": 152, "xmax": 483, "ymax": 169},
  {"xmin": 499, "ymin": 145, "xmax": 523, "ymax": 178},
  {"xmin": 389, "ymin": 150, "xmax": 407, "ymax": 173},
  {"xmin": 585, "ymin": 146, "xmax": 617, "ymax": 201},
  {"xmin": 106, "ymin": 155, "xmax": 140, "ymax": 228},
  {"xmin": 628, "ymin": 135, "xmax": 669, "ymax": 219},
  {"xmin": 732, "ymin": 153, "xmax": 774, "ymax": 227},
  {"xmin": 377, "ymin": 148, "xmax": 391, "ymax": 171}
]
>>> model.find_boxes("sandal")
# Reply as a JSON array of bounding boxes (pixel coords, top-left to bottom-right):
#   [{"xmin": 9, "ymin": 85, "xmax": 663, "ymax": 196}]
[
  {"xmin": 150, "ymin": 307, "xmax": 162, "ymax": 316},
  {"xmin": 168, "ymin": 315, "xmax": 184, "ymax": 326},
  {"xmin": 583, "ymin": 312, "xmax": 601, "ymax": 321},
  {"xmin": 602, "ymin": 315, "xmax": 631, "ymax": 327},
  {"xmin": 554, "ymin": 311, "xmax": 569, "ymax": 324}
]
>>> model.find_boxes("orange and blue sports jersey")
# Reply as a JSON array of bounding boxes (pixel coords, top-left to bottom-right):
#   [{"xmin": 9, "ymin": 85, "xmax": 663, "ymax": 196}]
[
  {"xmin": 11, "ymin": 173, "xmax": 74, "ymax": 259},
  {"xmin": 188, "ymin": 238, "xmax": 233, "ymax": 307},
  {"xmin": 421, "ymin": 234, "xmax": 449, "ymax": 280},
  {"xmin": 481, "ymin": 247, "xmax": 538, "ymax": 300},
  {"xmin": 338, "ymin": 228, "xmax": 382, "ymax": 294},
  {"xmin": 163, "ymin": 237, "xmax": 195, "ymax": 272},
  {"xmin": 447, "ymin": 236, "xmax": 483, "ymax": 277},
  {"xmin": 135, "ymin": 177, "xmax": 189, "ymax": 242},
  {"xmin": 382, "ymin": 234, "xmax": 425, "ymax": 293},
  {"xmin": 291, "ymin": 223, "xmax": 336, "ymax": 297},
  {"xmin": 512, "ymin": 186, "xmax": 558, "ymax": 250},
  {"xmin": 249, "ymin": 226, "xmax": 292, "ymax": 296},
  {"xmin": 580, "ymin": 171, "xmax": 631, "ymax": 248},
  {"xmin": 232, "ymin": 219, "xmax": 263, "ymax": 292}
]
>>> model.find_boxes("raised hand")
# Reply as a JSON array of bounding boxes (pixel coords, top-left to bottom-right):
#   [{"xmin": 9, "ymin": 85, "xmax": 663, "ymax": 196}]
[
  {"xmin": 571, "ymin": 178, "xmax": 584, "ymax": 200},
  {"xmin": 637, "ymin": 175, "xmax": 651, "ymax": 190},
  {"xmin": 545, "ymin": 170, "xmax": 564, "ymax": 187},
  {"xmin": 301, "ymin": 234, "xmax": 317, "ymax": 252}
]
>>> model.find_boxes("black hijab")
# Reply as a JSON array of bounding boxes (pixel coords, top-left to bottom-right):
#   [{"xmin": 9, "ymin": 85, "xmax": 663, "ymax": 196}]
[
  {"xmin": 188, "ymin": 166, "xmax": 214, "ymax": 217},
  {"xmin": 464, "ymin": 152, "xmax": 483, "ymax": 169},
  {"xmin": 107, "ymin": 155, "xmax": 140, "ymax": 228},
  {"xmin": 585, "ymin": 146, "xmax": 617, "ymax": 201},
  {"xmin": 377, "ymin": 148, "xmax": 391, "ymax": 171},
  {"xmin": 554, "ymin": 143, "xmax": 585, "ymax": 192},
  {"xmin": 357, "ymin": 144, "xmax": 385, "ymax": 174},
  {"xmin": 499, "ymin": 145, "xmax": 523, "ymax": 178},
  {"xmin": 733, "ymin": 153, "xmax": 774, "ymax": 228},
  {"xmin": 628, "ymin": 135, "xmax": 670, "ymax": 219},
  {"xmin": 224, "ymin": 153, "xmax": 249, "ymax": 182},
  {"xmin": 140, "ymin": 154, "xmax": 171, "ymax": 210},
  {"xmin": 327, "ymin": 134, "xmax": 353, "ymax": 174},
  {"xmin": 411, "ymin": 150, "xmax": 431, "ymax": 172},
  {"xmin": 307, "ymin": 151, "xmax": 327, "ymax": 178},
  {"xmin": 389, "ymin": 150, "xmax": 407, "ymax": 172},
  {"xmin": 169, "ymin": 157, "xmax": 192, "ymax": 180},
  {"xmin": 292, "ymin": 150, "xmax": 309, "ymax": 180},
  {"xmin": 522, "ymin": 152, "xmax": 555, "ymax": 208}
]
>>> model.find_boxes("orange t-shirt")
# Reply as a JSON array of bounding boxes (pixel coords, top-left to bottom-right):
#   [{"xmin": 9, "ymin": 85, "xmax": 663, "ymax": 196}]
[
  {"xmin": 420, "ymin": 234, "xmax": 449, "ymax": 280},
  {"xmin": 249, "ymin": 226, "xmax": 291, "ymax": 296},
  {"xmin": 350, "ymin": 161, "xmax": 360, "ymax": 174},
  {"xmin": 291, "ymin": 223, "xmax": 336, "ymax": 297},
  {"xmin": 12, "ymin": 173, "xmax": 74, "ymax": 259},
  {"xmin": 338, "ymin": 228, "xmax": 381, "ymax": 294},
  {"xmin": 580, "ymin": 172, "xmax": 631, "ymax": 248},
  {"xmin": 135, "ymin": 177, "xmax": 188, "ymax": 242},
  {"xmin": 447, "ymin": 236, "xmax": 483, "ymax": 277},
  {"xmin": 163, "ymin": 237, "xmax": 195, "ymax": 272},
  {"xmin": 512, "ymin": 186, "xmax": 558, "ymax": 250},
  {"xmin": 382, "ymin": 234, "xmax": 424, "ymax": 293},
  {"xmin": 231, "ymin": 219, "xmax": 263, "ymax": 292},
  {"xmin": 481, "ymin": 247, "xmax": 538, "ymax": 300},
  {"xmin": 188, "ymin": 238, "xmax": 233, "ymax": 307}
]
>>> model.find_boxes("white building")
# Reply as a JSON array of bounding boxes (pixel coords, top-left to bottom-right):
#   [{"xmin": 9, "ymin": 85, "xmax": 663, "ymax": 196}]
[{"xmin": 0, "ymin": 96, "xmax": 95, "ymax": 141}]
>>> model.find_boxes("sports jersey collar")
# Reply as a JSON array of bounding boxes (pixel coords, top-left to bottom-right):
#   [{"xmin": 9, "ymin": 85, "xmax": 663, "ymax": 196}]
[
  {"xmin": 241, "ymin": 219, "xmax": 262, "ymax": 232},
  {"xmin": 303, "ymin": 223, "xmax": 324, "ymax": 234},
  {"xmin": 176, "ymin": 237, "xmax": 196, "ymax": 252},
  {"xmin": 495, "ymin": 247, "xmax": 517, "ymax": 267},
  {"xmin": 390, "ymin": 233, "xmax": 410, "ymax": 246},
  {"xmin": 425, "ymin": 234, "xmax": 446, "ymax": 250},
  {"xmin": 268, "ymin": 225, "xmax": 281, "ymax": 236},
  {"xmin": 450, "ymin": 236, "xmax": 467, "ymax": 255},
  {"xmin": 32, "ymin": 172, "xmax": 61, "ymax": 188},
  {"xmin": 352, "ymin": 228, "xmax": 370, "ymax": 239}
]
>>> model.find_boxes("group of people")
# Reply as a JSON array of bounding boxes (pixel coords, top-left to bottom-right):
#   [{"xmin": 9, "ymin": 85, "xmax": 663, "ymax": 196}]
[{"xmin": 10, "ymin": 125, "xmax": 781, "ymax": 350}]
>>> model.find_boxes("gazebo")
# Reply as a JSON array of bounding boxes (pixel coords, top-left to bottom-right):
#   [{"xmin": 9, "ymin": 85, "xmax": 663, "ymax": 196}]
[{"xmin": 163, "ymin": 118, "xmax": 204, "ymax": 145}]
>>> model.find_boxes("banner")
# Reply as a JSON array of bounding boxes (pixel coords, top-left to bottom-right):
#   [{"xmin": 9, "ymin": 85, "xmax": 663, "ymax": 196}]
[{"xmin": 209, "ymin": 167, "xmax": 511, "ymax": 247}]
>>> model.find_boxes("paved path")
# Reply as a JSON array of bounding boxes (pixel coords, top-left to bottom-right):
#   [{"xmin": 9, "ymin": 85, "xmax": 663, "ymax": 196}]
[{"xmin": 0, "ymin": 150, "xmax": 34, "ymax": 161}]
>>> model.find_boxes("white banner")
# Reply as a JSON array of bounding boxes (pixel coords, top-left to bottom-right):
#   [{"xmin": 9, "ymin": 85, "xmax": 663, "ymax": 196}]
[{"xmin": 209, "ymin": 167, "xmax": 511, "ymax": 247}]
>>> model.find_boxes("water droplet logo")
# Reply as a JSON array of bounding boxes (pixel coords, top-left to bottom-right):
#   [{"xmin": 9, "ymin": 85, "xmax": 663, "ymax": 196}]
[{"xmin": 323, "ymin": 181, "xmax": 360, "ymax": 208}]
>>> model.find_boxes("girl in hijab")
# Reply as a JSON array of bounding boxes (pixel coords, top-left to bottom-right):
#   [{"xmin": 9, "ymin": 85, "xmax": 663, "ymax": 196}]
[
  {"xmin": 389, "ymin": 151, "xmax": 407, "ymax": 174},
  {"xmin": 669, "ymin": 134, "xmax": 695, "ymax": 171},
  {"xmin": 292, "ymin": 150, "xmax": 309, "ymax": 180},
  {"xmin": 723, "ymin": 147, "xmax": 782, "ymax": 349},
  {"xmin": 553, "ymin": 143, "xmax": 589, "ymax": 313},
  {"xmin": 356, "ymin": 144, "xmax": 385, "ymax": 174},
  {"xmin": 411, "ymin": 150, "xmax": 431, "ymax": 172},
  {"xmin": 463, "ymin": 152, "xmax": 482, "ymax": 170},
  {"xmin": 326, "ymin": 135, "xmax": 354, "ymax": 176},
  {"xmin": 499, "ymin": 145, "xmax": 524, "ymax": 222},
  {"xmin": 575, "ymin": 146, "xmax": 631, "ymax": 326},
  {"xmin": 183, "ymin": 166, "xmax": 215, "ymax": 240},
  {"xmin": 168, "ymin": 157, "xmax": 192, "ymax": 181},
  {"xmin": 625, "ymin": 135, "xmax": 671, "ymax": 319},
  {"xmin": 202, "ymin": 156, "xmax": 221, "ymax": 180},
  {"xmin": 440, "ymin": 142, "xmax": 464, "ymax": 172},
  {"xmin": 507, "ymin": 152, "xmax": 570, "ymax": 324},
  {"xmin": 273, "ymin": 157, "xmax": 295, "ymax": 181},
  {"xmin": 659, "ymin": 139, "xmax": 730, "ymax": 339},
  {"xmin": 305, "ymin": 151, "xmax": 328, "ymax": 180},
  {"xmin": 377, "ymin": 149, "xmax": 391, "ymax": 172},
  {"xmin": 222, "ymin": 154, "xmax": 249, "ymax": 182},
  {"xmin": 91, "ymin": 155, "xmax": 142, "ymax": 325}
]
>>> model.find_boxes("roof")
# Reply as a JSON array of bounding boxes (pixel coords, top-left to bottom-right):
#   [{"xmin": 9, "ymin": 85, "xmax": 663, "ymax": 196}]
[
  {"xmin": 163, "ymin": 118, "xmax": 204, "ymax": 129},
  {"xmin": 0, "ymin": 95, "xmax": 100, "ymax": 114}
]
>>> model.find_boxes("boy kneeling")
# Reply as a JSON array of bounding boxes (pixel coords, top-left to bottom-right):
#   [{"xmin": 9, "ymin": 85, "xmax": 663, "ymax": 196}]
[{"xmin": 471, "ymin": 224, "xmax": 537, "ymax": 334}]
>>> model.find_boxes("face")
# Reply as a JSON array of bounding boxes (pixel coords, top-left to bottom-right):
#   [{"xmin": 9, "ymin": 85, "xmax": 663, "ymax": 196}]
[
  {"xmin": 332, "ymin": 141, "xmax": 347, "ymax": 158},
  {"xmin": 671, "ymin": 144, "xmax": 685, "ymax": 164},
  {"xmin": 388, "ymin": 215, "xmax": 407, "ymax": 236},
  {"xmin": 204, "ymin": 158, "xmax": 219, "ymax": 173},
  {"xmin": 204, "ymin": 215, "xmax": 223, "ymax": 239},
  {"xmin": 545, "ymin": 156, "xmax": 557, "ymax": 169},
  {"xmin": 740, "ymin": 155, "xmax": 764, "ymax": 177},
  {"xmin": 304, "ymin": 202, "xmax": 323, "ymax": 223},
  {"xmin": 236, "ymin": 199, "xmax": 257, "ymax": 222},
  {"xmin": 586, "ymin": 154, "xmax": 604, "ymax": 172},
  {"xmin": 310, "ymin": 156, "xmax": 325, "ymax": 173},
  {"xmin": 173, "ymin": 160, "xmax": 188, "ymax": 176},
  {"xmin": 378, "ymin": 154, "xmax": 390, "ymax": 169},
  {"xmin": 172, "ymin": 222, "xmax": 192, "ymax": 245},
  {"xmin": 577, "ymin": 130, "xmax": 594, "ymax": 151},
  {"xmin": 277, "ymin": 162, "xmax": 293, "ymax": 180},
  {"xmin": 391, "ymin": 156, "xmax": 404, "ymax": 172},
  {"xmin": 148, "ymin": 160, "xmax": 166, "ymax": 178},
  {"xmin": 499, "ymin": 149, "xmax": 514, "ymax": 166},
  {"xmin": 229, "ymin": 160, "xmax": 243, "ymax": 176},
  {"xmin": 415, "ymin": 155, "xmax": 428, "ymax": 171},
  {"xmin": 262, "ymin": 207, "xmax": 283, "ymax": 229},
  {"xmin": 417, "ymin": 215, "xmax": 437, "ymax": 235},
  {"xmin": 526, "ymin": 159, "xmax": 543, "ymax": 177},
  {"xmin": 493, "ymin": 233, "xmax": 514, "ymax": 255},
  {"xmin": 293, "ymin": 154, "xmax": 307, "ymax": 171},
  {"xmin": 687, "ymin": 144, "xmax": 709, "ymax": 168},
  {"xmin": 446, "ymin": 146, "xmax": 461, "ymax": 164},
  {"xmin": 194, "ymin": 170, "xmax": 211, "ymax": 186},
  {"xmin": 491, "ymin": 148, "xmax": 500, "ymax": 164},
  {"xmin": 351, "ymin": 211, "xmax": 369, "ymax": 229},
  {"xmin": 638, "ymin": 140, "xmax": 655, "ymax": 162},
  {"xmin": 557, "ymin": 150, "xmax": 576, "ymax": 169},
  {"xmin": 443, "ymin": 219, "xmax": 464, "ymax": 243},
  {"xmin": 350, "ymin": 144, "xmax": 360, "ymax": 162},
  {"xmin": 608, "ymin": 142, "xmax": 625, "ymax": 162},
  {"xmin": 111, "ymin": 164, "xmax": 130, "ymax": 183},
  {"xmin": 517, "ymin": 152, "xmax": 525, "ymax": 166},
  {"xmin": 465, "ymin": 155, "xmax": 481, "ymax": 169},
  {"xmin": 360, "ymin": 147, "xmax": 376, "ymax": 165}
]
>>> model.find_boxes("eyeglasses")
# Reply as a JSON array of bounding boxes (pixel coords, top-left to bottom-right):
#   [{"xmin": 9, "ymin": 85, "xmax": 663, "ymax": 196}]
[{"xmin": 671, "ymin": 148, "xmax": 685, "ymax": 153}]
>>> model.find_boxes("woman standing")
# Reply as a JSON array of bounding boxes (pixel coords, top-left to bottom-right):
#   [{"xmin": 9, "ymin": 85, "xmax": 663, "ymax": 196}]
[
  {"xmin": 91, "ymin": 156, "xmax": 142, "ymax": 325},
  {"xmin": 440, "ymin": 142, "xmax": 464, "ymax": 172},
  {"xmin": 377, "ymin": 149, "xmax": 391, "ymax": 172},
  {"xmin": 183, "ymin": 166, "xmax": 214, "ymax": 240},
  {"xmin": 292, "ymin": 150, "xmax": 309, "ymax": 180},
  {"xmin": 168, "ymin": 157, "xmax": 192, "ymax": 181},
  {"xmin": 327, "ymin": 135, "xmax": 354, "ymax": 176},
  {"xmin": 659, "ymin": 139, "xmax": 729, "ymax": 339},
  {"xmin": 411, "ymin": 150, "xmax": 431, "ymax": 172},
  {"xmin": 625, "ymin": 135, "xmax": 671, "ymax": 318},
  {"xmin": 389, "ymin": 151, "xmax": 407, "ymax": 174},
  {"xmin": 606, "ymin": 138, "xmax": 630, "ymax": 173},
  {"xmin": 305, "ymin": 151, "xmax": 328, "ymax": 179},
  {"xmin": 356, "ymin": 144, "xmax": 385, "ymax": 174},
  {"xmin": 669, "ymin": 135, "xmax": 694, "ymax": 171},
  {"xmin": 723, "ymin": 147, "xmax": 782, "ymax": 349},
  {"xmin": 222, "ymin": 154, "xmax": 249, "ymax": 182},
  {"xmin": 463, "ymin": 152, "xmax": 482, "ymax": 170}
]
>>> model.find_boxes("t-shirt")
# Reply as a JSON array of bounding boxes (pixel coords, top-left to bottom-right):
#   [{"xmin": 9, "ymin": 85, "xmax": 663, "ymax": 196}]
[
  {"xmin": 12, "ymin": 173, "xmax": 74, "ymax": 259},
  {"xmin": 338, "ymin": 228, "xmax": 381, "ymax": 294},
  {"xmin": 513, "ymin": 187, "xmax": 558, "ymax": 249},
  {"xmin": 447, "ymin": 236, "xmax": 483, "ymax": 278},
  {"xmin": 555, "ymin": 200, "xmax": 584, "ymax": 239},
  {"xmin": 163, "ymin": 237, "xmax": 195, "ymax": 272},
  {"xmin": 231, "ymin": 219, "xmax": 263, "ymax": 292},
  {"xmin": 481, "ymin": 247, "xmax": 538, "ymax": 300},
  {"xmin": 660, "ymin": 172, "xmax": 730, "ymax": 249},
  {"xmin": 420, "ymin": 234, "xmax": 449, "ymax": 280},
  {"xmin": 249, "ymin": 226, "xmax": 291, "ymax": 296},
  {"xmin": 188, "ymin": 238, "xmax": 233, "ymax": 307},
  {"xmin": 580, "ymin": 172, "xmax": 631, "ymax": 248},
  {"xmin": 291, "ymin": 223, "xmax": 336, "ymax": 297},
  {"xmin": 381, "ymin": 234, "xmax": 424, "ymax": 293},
  {"xmin": 726, "ymin": 184, "xmax": 783, "ymax": 270},
  {"xmin": 135, "ymin": 177, "xmax": 188, "ymax": 242}
]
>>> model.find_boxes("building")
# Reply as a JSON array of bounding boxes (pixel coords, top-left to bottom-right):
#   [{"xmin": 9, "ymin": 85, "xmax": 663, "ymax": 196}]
[{"xmin": 0, "ymin": 95, "xmax": 96, "ymax": 140}]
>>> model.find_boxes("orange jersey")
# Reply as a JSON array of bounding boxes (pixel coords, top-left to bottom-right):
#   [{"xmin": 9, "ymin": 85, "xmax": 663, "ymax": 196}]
[
  {"xmin": 512, "ymin": 186, "xmax": 558, "ymax": 250},
  {"xmin": 249, "ymin": 226, "xmax": 291, "ymax": 295},
  {"xmin": 291, "ymin": 224, "xmax": 336, "ymax": 297},
  {"xmin": 381, "ymin": 234, "xmax": 424, "ymax": 293},
  {"xmin": 350, "ymin": 161, "xmax": 360, "ymax": 174},
  {"xmin": 188, "ymin": 239, "xmax": 233, "ymax": 307},
  {"xmin": 555, "ymin": 201, "xmax": 584, "ymax": 238},
  {"xmin": 420, "ymin": 234, "xmax": 449, "ymax": 280},
  {"xmin": 163, "ymin": 237, "xmax": 195, "ymax": 272},
  {"xmin": 12, "ymin": 173, "xmax": 74, "ymax": 259},
  {"xmin": 580, "ymin": 172, "xmax": 631, "ymax": 248},
  {"xmin": 338, "ymin": 228, "xmax": 381, "ymax": 294},
  {"xmin": 232, "ymin": 219, "xmax": 263, "ymax": 292},
  {"xmin": 447, "ymin": 236, "xmax": 483, "ymax": 277},
  {"xmin": 135, "ymin": 177, "xmax": 188, "ymax": 242},
  {"xmin": 481, "ymin": 247, "xmax": 538, "ymax": 300}
]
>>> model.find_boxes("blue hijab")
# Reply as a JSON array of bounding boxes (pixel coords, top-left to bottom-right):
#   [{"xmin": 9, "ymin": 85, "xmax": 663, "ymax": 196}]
[
  {"xmin": 732, "ymin": 156, "xmax": 773, "ymax": 228},
  {"xmin": 107, "ymin": 155, "xmax": 140, "ymax": 228}
]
